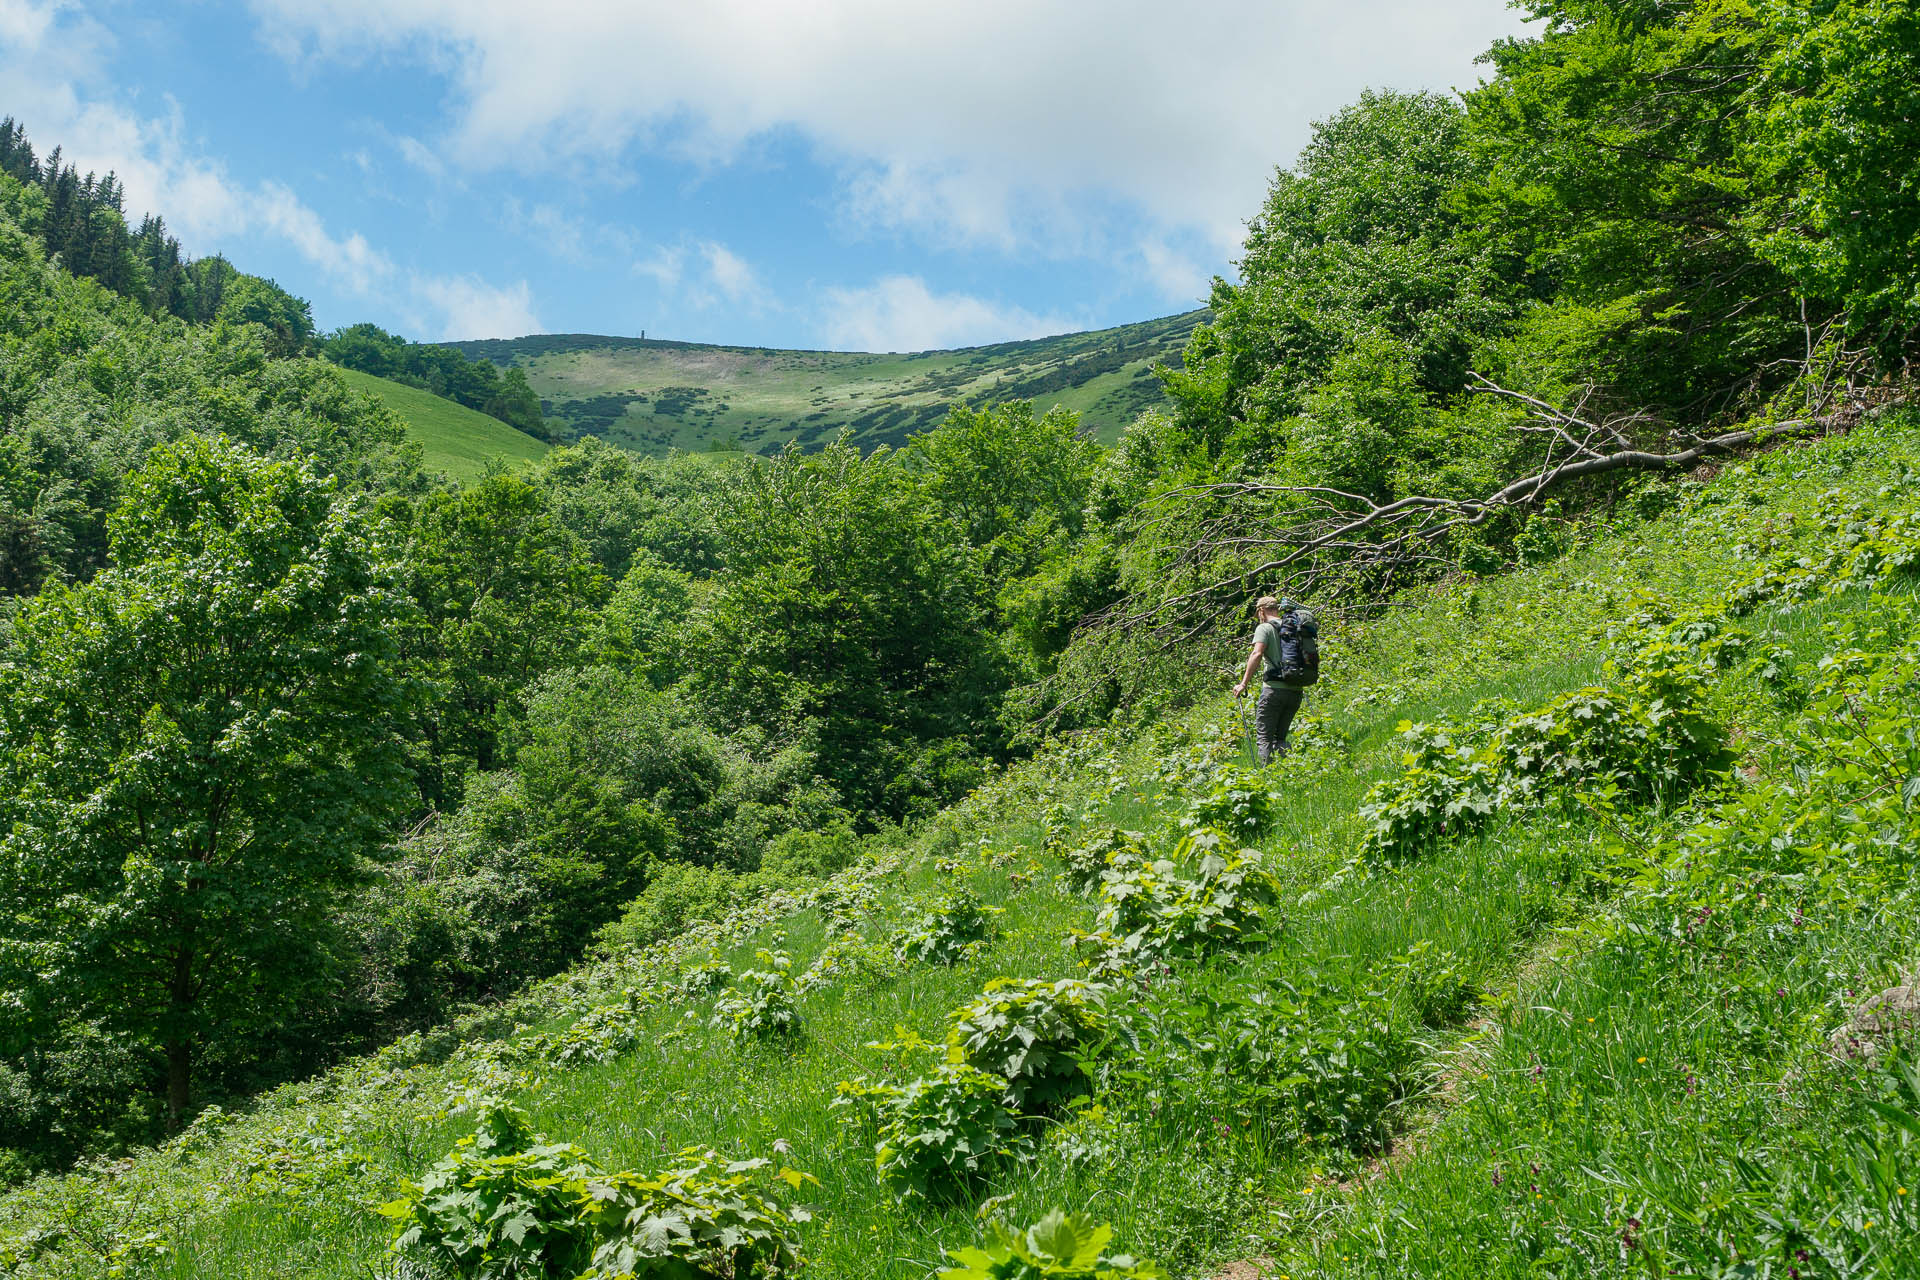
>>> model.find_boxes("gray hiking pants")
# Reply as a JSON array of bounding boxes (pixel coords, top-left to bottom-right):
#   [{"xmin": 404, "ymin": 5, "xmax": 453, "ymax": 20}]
[{"xmin": 1255, "ymin": 683, "xmax": 1303, "ymax": 764}]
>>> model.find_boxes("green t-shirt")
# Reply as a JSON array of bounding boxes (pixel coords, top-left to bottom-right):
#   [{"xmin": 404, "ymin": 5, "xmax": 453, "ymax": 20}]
[{"xmin": 1254, "ymin": 619, "xmax": 1287, "ymax": 682}]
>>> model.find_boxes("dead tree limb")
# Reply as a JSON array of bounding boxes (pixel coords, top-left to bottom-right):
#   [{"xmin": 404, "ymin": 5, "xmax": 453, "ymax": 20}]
[{"xmin": 1099, "ymin": 377, "xmax": 1868, "ymax": 643}]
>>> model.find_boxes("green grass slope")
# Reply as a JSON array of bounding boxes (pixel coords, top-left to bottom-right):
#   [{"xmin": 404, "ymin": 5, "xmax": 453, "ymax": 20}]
[
  {"xmin": 338, "ymin": 368, "xmax": 549, "ymax": 482},
  {"xmin": 6, "ymin": 416, "xmax": 1918, "ymax": 1280},
  {"xmin": 449, "ymin": 310, "xmax": 1204, "ymax": 457}
]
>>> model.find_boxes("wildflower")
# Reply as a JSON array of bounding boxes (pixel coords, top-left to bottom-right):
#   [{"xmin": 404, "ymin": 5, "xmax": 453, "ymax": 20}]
[
  {"xmin": 1491, "ymin": 1169, "xmax": 1504, "ymax": 1187},
  {"xmin": 1637, "ymin": 1056, "xmax": 1648, "ymax": 1064}
]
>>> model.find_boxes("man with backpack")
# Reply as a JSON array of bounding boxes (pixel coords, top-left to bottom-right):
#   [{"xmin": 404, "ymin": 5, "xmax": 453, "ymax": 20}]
[{"xmin": 1233, "ymin": 595, "xmax": 1319, "ymax": 763}]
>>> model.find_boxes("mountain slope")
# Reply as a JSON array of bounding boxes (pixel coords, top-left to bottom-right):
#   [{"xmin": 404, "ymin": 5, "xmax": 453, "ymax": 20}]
[
  {"xmin": 337, "ymin": 368, "xmax": 550, "ymax": 482},
  {"xmin": 450, "ymin": 309, "xmax": 1205, "ymax": 456},
  {"xmin": 6, "ymin": 414, "xmax": 1916, "ymax": 1279}
]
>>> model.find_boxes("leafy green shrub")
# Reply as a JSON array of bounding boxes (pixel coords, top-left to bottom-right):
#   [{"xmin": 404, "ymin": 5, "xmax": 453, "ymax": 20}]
[
  {"xmin": 835, "ymin": 1056, "xmax": 1030, "ymax": 1202},
  {"xmin": 893, "ymin": 889, "xmax": 1003, "ymax": 965},
  {"xmin": 1179, "ymin": 765, "xmax": 1278, "ymax": 839},
  {"xmin": 673, "ymin": 959, "xmax": 732, "ymax": 1000},
  {"xmin": 1123, "ymin": 980, "xmax": 1414, "ymax": 1153},
  {"xmin": 1355, "ymin": 722, "xmax": 1499, "ymax": 861},
  {"xmin": 949, "ymin": 978, "xmax": 1109, "ymax": 1111},
  {"xmin": 1149, "ymin": 725, "xmax": 1241, "ymax": 795},
  {"xmin": 381, "ymin": 1102, "xmax": 810, "ymax": 1279},
  {"xmin": 1072, "ymin": 829, "xmax": 1281, "ymax": 978},
  {"xmin": 1359, "ymin": 661, "xmax": 1728, "ymax": 861},
  {"xmin": 1038, "ymin": 801, "xmax": 1076, "ymax": 856},
  {"xmin": 1831, "ymin": 507, "xmax": 1920, "ymax": 588},
  {"xmin": 1729, "ymin": 496, "xmax": 1920, "ymax": 616},
  {"xmin": 711, "ymin": 951, "xmax": 801, "ymax": 1042},
  {"xmin": 758, "ymin": 825, "xmax": 859, "ymax": 880},
  {"xmin": 1381, "ymin": 939, "xmax": 1481, "ymax": 1026},
  {"xmin": 1656, "ymin": 610, "xmax": 1751, "ymax": 674},
  {"xmin": 1494, "ymin": 673, "xmax": 1716, "ymax": 807},
  {"xmin": 1056, "ymin": 826, "xmax": 1148, "ymax": 895},
  {"xmin": 574, "ymin": 1148, "xmax": 812, "ymax": 1279},
  {"xmin": 596, "ymin": 862, "xmax": 740, "ymax": 952},
  {"xmin": 937, "ymin": 1211, "xmax": 1166, "ymax": 1279},
  {"xmin": 1615, "ymin": 601, "xmax": 1920, "ymax": 935},
  {"xmin": 545, "ymin": 988, "xmax": 658, "ymax": 1066},
  {"xmin": 382, "ymin": 1102, "xmax": 597, "ymax": 1279},
  {"xmin": 812, "ymin": 875, "xmax": 883, "ymax": 929},
  {"xmin": 795, "ymin": 933, "xmax": 903, "ymax": 994}
]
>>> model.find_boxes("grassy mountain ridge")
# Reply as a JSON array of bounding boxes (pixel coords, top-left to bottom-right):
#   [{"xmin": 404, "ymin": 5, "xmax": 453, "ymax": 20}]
[
  {"xmin": 449, "ymin": 309, "xmax": 1206, "ymax": 456},
  {"xmin": 7, "ymin": 413, "xmax": 1915, "ymax": 1278}
]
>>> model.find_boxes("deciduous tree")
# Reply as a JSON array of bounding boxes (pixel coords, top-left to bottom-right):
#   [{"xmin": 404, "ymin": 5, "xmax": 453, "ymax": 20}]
[
  {"xmin": 399, "ymin": 472, "xmax": 607, "ymax": 808},
  {"xmin": 0, "ymin": 436, "xmax": 413, "ymax": 1126}
]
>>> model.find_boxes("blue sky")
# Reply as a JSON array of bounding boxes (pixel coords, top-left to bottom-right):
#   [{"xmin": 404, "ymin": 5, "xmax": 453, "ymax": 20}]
[{"xmin": 2, "ymin": 0, "xmax": 1526, "ymax": 350}]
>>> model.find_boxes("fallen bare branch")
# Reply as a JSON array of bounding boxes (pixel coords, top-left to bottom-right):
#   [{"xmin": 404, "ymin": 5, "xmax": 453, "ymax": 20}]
[{"xmin": 1092, "ymin": 376, "xmax": 1874, "ymax": 647}]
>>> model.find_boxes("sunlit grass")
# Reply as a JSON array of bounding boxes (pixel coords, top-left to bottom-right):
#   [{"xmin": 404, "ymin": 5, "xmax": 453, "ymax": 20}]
[{"xmin": 338, "ymin": 368, "xmax": 549, "ymax": 483}]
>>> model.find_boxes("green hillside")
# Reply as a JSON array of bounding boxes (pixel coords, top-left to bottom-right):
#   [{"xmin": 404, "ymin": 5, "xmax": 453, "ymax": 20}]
[
  {"xmin": 5, "ymin": 6, "xmax": 1919, "ymax": 1279},
  {"xmin": 338, "ymin": 368, "xmax": 549, "ymax": 481},
  {"xmin": 449, "ymin": 310, "xmax": 1204, "ymax": 456},
  {"xmin": 6, "ymin": 413, "xmax": 1917, "ymax": 1278}
]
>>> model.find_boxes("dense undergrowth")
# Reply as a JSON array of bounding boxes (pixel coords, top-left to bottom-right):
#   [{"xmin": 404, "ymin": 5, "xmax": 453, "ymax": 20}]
[{"xmin": 2, "ymin": 413, "xmax": 1915, "ymax": 1278}]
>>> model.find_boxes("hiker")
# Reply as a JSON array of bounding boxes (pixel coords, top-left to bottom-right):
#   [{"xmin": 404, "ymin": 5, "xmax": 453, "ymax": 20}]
[{"xmin": 1233, "ymin": 595, "xmax": 1320, "ymax": 764}]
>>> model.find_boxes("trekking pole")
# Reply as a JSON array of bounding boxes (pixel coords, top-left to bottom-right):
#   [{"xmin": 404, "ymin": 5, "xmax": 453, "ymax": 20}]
[{"xmin": 1241, "ymin": 687, "xmax": 1258, "ymax": 765}]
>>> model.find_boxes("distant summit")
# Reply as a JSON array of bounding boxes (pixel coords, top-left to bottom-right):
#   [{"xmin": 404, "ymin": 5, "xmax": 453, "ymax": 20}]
[{"xmin": 448, "ymin": 309, "xmax": 1206, "ymax": 455}]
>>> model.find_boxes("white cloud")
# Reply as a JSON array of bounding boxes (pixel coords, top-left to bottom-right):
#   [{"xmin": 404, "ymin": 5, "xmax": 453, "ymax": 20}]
[
  {"xmin": 0, "ymin": 0, "xmax": 64, "ymax": 50},
  {"xmin": 843, "ymin": 161, "xmax": 1024, "ymax": 254},
  {"xmin": 634, "ymin": 238, "xmax": 769, "ymax": 313},
  {"xmin": 701, "ymin": 242, "xmax": 762, "ymax": 305},
  {"xmin": 1135, "ymin": 237, "xmax": 1210, "ymax": 306},
  {"xmin": 819, "ymin": 275, "xmax": 1075, "ymax": 353},
  {"xmin": 392, "ymin": 133, "xmax": 448, "ymax": 180},
  {"xmin": 242, "ymin": 0, "xmax": 1525, "ymax": 272},
  {"xmin": 634, "ymin": 243, "xmax": 685, "ymax": 291},
  {"xmin": 0, "ymin": 0, "xmax": 538, "ymax": 339},
  {"xmin": 255, "ymin": 181, "xmax": 394, "ymax": 295},
  {"xmin": 411, "ymin": 274, "xmax": 541, "ymax": 341},
  {"xmin": 504, "ymin": 198, "xmax": 612, "ymax": 263}
]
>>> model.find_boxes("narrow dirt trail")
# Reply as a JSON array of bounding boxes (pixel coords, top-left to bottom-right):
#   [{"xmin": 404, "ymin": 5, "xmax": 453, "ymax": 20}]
[{"xmin": 1206, "ymin": 928, "xmax": 1580, "ymax": 1280}]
